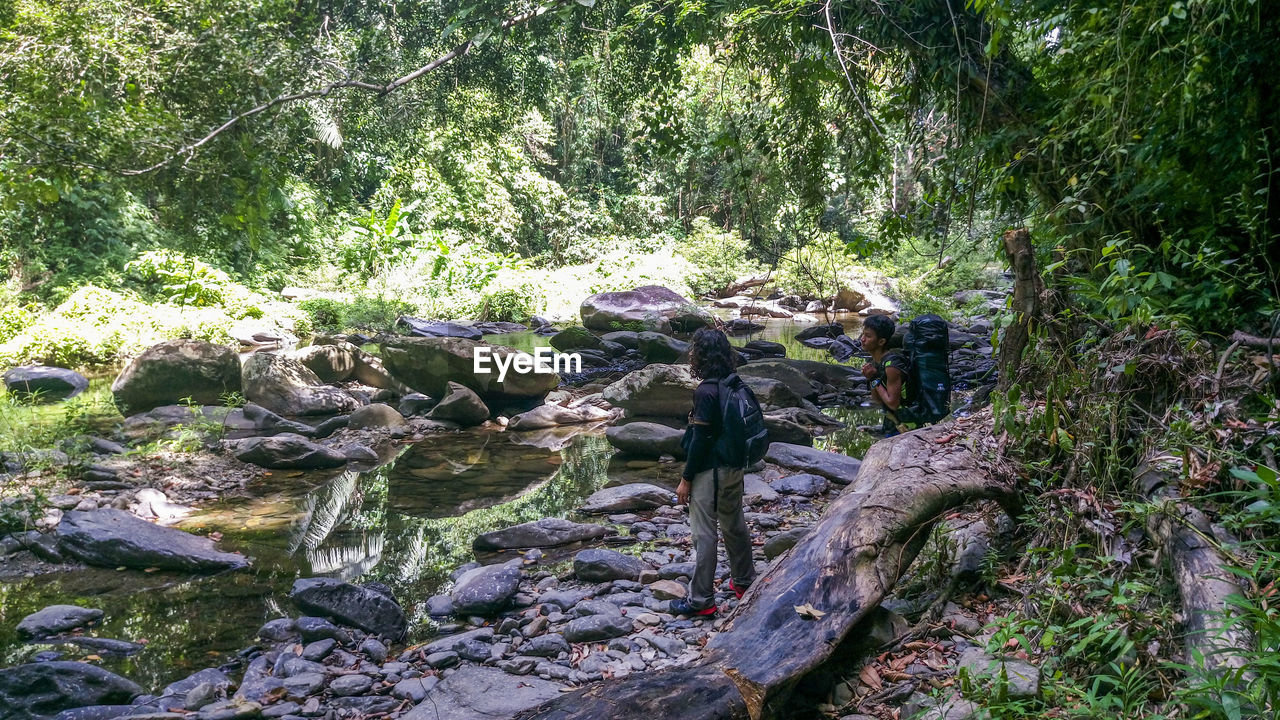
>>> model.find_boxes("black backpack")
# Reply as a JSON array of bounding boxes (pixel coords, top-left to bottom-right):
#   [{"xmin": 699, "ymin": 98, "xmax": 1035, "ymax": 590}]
[
  {"xmin": 713, "ymin": 373, "xmax": 769, "ymax": 468},
  {"xmin": 902, "ymin": 314, "xmax": 951, "ymax": 424}
]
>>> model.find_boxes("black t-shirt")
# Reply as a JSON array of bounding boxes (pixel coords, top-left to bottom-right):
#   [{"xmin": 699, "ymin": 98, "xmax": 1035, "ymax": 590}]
[{"xmin": 681, "ymin": 379, "xmax": 721, "ymax": 479}]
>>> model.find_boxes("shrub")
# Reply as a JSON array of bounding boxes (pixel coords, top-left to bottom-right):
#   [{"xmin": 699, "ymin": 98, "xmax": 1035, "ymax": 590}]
[
  {"xmin": 297, "ymin": 295, "xmax": 417, "ymax": 334},
  {"xmin": 678, "ymin": 217, "xmax": 754, "ymax": 296},
  {"xmin": 476, "ymin": 286, "xmax": 541, "ymax": 323}
]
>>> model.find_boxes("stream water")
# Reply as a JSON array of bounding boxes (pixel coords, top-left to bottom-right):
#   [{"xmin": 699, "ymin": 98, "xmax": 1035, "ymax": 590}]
[{"xmin": 0, "ymin": 317, "xmax": 880, "ymax": 690}]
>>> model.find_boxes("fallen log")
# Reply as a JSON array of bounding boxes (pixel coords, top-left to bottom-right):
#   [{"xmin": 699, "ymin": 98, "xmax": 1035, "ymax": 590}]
[
  {"xmin": 718, "ymin": 273, "xmax": 772, "ymax": 298},
  {"xmin": 1136, "ymin": 457, "xmax": 1251, "ymax": 673},
  {"xmin": 516, "ymin": 421, "xmax": 1018, "ymax": 720},
  {"xmin": 1228, "ymin": 330, "xmax": 1280, "ymax": 350}
]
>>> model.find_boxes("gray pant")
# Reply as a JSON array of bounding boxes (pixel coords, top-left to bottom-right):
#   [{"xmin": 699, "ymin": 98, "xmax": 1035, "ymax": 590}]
[{"xmin": 688, "ymin": 466, "xmax": 755, "ymax": 607}]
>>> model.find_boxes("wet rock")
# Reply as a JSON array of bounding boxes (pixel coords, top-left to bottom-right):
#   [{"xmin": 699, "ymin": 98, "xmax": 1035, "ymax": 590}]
[
  {"xmin": 233, "ymin": 403, "xmax": 316, "ymax": 437},
  {"xmin": 574, "ymin": 548, "xmax": 648, "ymax": 582},
  {"xmin": 111, "ymin": 340, "xmax": 241, "ymax": 414},
  {"xmin": 242, "ymin": 353, "xmax": 362, "ymax": 417},
  {"xmin": 295, "ymin": 616, "xmax": 346, "ymax": 643},
  {"xmin": 605, "ymin": 422, "xmax": 684, "ymax": 458},
  {"xmin": 795, "ymin": 324, "xmax": 845, "ymax": 343},
  {"xmin": 658, "ymin": 562, "xmax": 695, "ymax": 580},
  {"xmin": 426, "ymin": 651, "xmax": 460, "ymax": 669},
  {"xmin": 56, "ymin": 509, "xmax": 248, "ymax": 573},
  {"xmin": 563, "ymin": 615, "xmax": 635, "ymax": 643},
  {"xmin": 290, "ymin": 578, "xmax": 407, "ymax": 640},
  {"xmin": 763, "ymin": 526, "xmax": 810, "ymax": 560},
  {"xmin": 301, "ymin": 639, "xmax": 335, "ymax": 662},
  {"xmin": 256, "ymin": 618, "xmax": 299, "ymax": 642},
  {"xmin": 159, "ymin": 669, "xmax": 232, "ymax": 712},
  {"xmin": 724, "ymin": 319, "xmax": 765, "ymax": 336},
  {"xmin": 764, "ymin": 442, "xmax": 861, "ymax": 484},
  {"xmin": 737, "ymin": 360, "xmax": 818, "ymax": 400},
  {"xmin": 522, "ymin": 633, "xmax": 570, "ymax": 658},
  {"xmin": 401, "ymin": 665, "xmax": 561, "ymax": 720},
  {"xmin": 743, "ymin": 377, "xmax": 806, "ymax": 410},
  {"xmin": 581, "ymin": 285, "xmax": 711, "ymax": 334},
  {"xmin": 380, "ymin": 337, "xmax": 558, "ymax": 407},
  {"xmin": 580, "ymin": 483, "xmax": 674, "ymax": 514},
  {"xmin": 473, "ymin": 517, "xmax": 613, "ymax": 552},
  {"xmin": 16, "ymin": 605, "xmax": 104, "ymax": 640},
  {"xmin": 339, "ymin": 443, "xmax": 379, "ymax": 464},
  {"xmin": 232, "ymin": 433, "xmax": 346, "ymax": 470},
  {"xmin": 635, "ymin": 332, "xmax": 688, "ymax": 363},
  {"xmin": 281, "ymin": 672, "xmax": 325, "ymax": 699},
  {"xmin": 424, "ymin": 595, "xmax": 454, "ymax": 617},
  {"xmin": 398, "ymin": 393, "xmax": 436, "ymax": 417},
  {"xmin": 359, "ymin": 637, "xmax": 388, "ymax": 663},
  {"xmin": 273, "ymin": 654, "xmax": 326, "ymax": 679},
  {"xmin": 38, "ymin": 638, "xmax": 141, "ymax": 656},
  {"xmin": 0, "ymin": 662, "xmax": 143, "ymax": 720},
  {"xmin": 450, "ymin": 562, "xmax": 522, "ymax": 616},
  {"xmin": 311, "ymin": 415, "xmax": 349, "ymax": 439},
  {"xmin": 398, "ymin": 318, "xmax": 483, "ymax": 340},
  {"xmin": 770, "ymin": 473, "xmax": 830, "ymax": 496},
  {"xmin": 330, "ymin": 696, "xmax": 399, "ymax": 714},
  {"xmin": 601, "ymin": 364, "xmax": 696, "ymax": 417},
  {"xmin": 3, "ymin": 366, "xmax": 89, "ymax": 403},
  {"xmin": 600, "ymin": 331, "xmax": 640, "ymax": 349},
  {"xmin": 426, "ymin": 381, "xmax": 491, "ymax": 427},
  {"xmin": 507, "ymin": 404, "xmax": 611, "ymax": 430}
]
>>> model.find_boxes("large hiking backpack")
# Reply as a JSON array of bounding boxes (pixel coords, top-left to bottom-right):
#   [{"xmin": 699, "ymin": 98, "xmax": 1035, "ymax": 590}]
[
  {"xmin": 714, "ymin": 373, "xmax": 769, "ymax": 468},
  {"xmin": 903, "ymin": 314, "xmax": 951, "ymax": 424}
]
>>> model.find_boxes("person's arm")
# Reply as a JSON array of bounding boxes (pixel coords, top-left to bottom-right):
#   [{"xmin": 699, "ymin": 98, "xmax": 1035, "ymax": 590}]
[
  {"xmin": 871, "ymin": 364, "xmax": 905, "ymax": 411},
  {"xmin": 679, "ymin": 384, "xmax": 718, "ymax": 502}
]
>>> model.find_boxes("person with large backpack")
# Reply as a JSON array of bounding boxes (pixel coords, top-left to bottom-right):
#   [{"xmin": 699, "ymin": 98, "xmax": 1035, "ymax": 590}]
[
  {"xmin": 672, "ymin": 328, "xmax": 767, "ymax": 616},
  {"xmin": 859, "ymin": 314, "xmax": 951, "ymax": 435}
]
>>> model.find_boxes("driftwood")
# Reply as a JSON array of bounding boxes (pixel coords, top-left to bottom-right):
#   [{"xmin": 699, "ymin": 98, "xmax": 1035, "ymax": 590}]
[
  {"xmin": 1136, "ymin": 458, "xmax": 1251, "ymax": 673},
  {"xmin": 1228, "ymin": 331, "xmax": 1280, "ymax": 350},
  {"xmin": 516, "ymin": 422, "xmax": 1017, "ymax": 720},
  {"xmin": 718, "ymin": 274, "xmax": 771, "ymax": 298}
]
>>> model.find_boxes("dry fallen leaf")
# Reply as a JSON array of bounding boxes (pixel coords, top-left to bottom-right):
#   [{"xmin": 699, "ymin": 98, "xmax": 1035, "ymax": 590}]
[
  {"xmin": 935, "ymin": 433, "xmax": 958, "ymax": 444},
  {"xmin": 794, "ymin": 603, "xmax": 826, "ymax": 620},
  {"xmin": 859, "ymin": 665, "xmax": 883, "ymax": 691}
]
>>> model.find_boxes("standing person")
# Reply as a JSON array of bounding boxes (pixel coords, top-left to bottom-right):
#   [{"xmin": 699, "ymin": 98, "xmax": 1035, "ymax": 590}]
[
  {"xmin": 859, "ymin": 315, "xmax": 911, "ymax": 436},
  {"xmin": 670, "ymin": 328, "xmax": 757, "ymax": 617}
]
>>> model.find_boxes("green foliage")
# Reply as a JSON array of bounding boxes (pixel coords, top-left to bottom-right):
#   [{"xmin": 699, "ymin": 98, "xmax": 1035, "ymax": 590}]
[
  {"xmin": 775, "ymin": 234, "xmax": 853, "ymax": 299},
  {"xmin": 298, "ymin": 295, "xmax": 416, "ymax": 335},
  {"xmin": 678, "ymin": 217, "xmax": 754, "ymax": 296},
  {"xmin": 475, "ymin": 286, "xmax": 541, "ymax": 323}
]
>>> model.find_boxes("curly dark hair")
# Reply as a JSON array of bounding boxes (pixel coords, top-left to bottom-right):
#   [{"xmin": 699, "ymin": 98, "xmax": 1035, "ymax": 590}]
[{"xmin": 689, "ymin": 327, "xmax": 737, "ymax": 379}]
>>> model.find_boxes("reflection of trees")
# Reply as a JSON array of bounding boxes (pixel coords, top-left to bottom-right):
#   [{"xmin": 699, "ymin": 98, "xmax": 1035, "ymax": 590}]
[{"xmin": 287, "ymin": 470, "xmax": 362, "ymax": 556}]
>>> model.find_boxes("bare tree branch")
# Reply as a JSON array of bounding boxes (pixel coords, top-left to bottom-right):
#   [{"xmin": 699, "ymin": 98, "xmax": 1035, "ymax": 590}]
[{"xmin": 122, "ymin": 1, "xmax": 572, "ymax": 176}]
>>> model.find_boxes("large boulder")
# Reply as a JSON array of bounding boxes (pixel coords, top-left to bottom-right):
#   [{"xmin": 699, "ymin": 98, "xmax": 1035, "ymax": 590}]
[
  {"xmin": 110, "ymin": 339, "xmax": 240, "ymax": 413},
  {"xmin": 450, "ymin": 562, "xmax": 522, "ymax": 616},
  {"xmin": 290, "ymin": 578, "xmax": 408, "ymax": 640},
  {"xmin": 795, "ymin": 323, "xmax": 845, "ymax": 343},
  {"xmin": 426, "ymin": 382, "xmax": 490, "ymax": 426},
  {"xmin": 232, "ymin": 433, "xmax": 347, "ymax": 469},
  {"xmin": 635, "ymin": 332, "xmax": 689, "ymax": 363},
  {"xmin": 400, "ymin": 665, "xmax": 561, "ymax": 720},
  {"xmin": 397, "ymin": 317, "xmax": 484, "ymax": 340},
  {"xmin": 605, "ymin": 422, "xmax": 685, "ymax": 458},
  {"xmin": 765, "ymin": 442, "xmax": 862, "ymax": 484},
  {"xmin": 742, "ymin": 376, "xmax": 806, "ymax": 409},
  {"xmin": 3, "ymin": 366, "xmax": 89, "ymax": 403},
  {"xmin": 738, "ymin": 361, "xmax": 817, "ymax": 400},
  {"xmin": 299, "ymin": 339, "xmax": 405, "ymax": 389},
  {"xmin": 580, "ymin": 483, "xmax": 674, "ymax": 513},
  {"xmin": 242, "ymin": 352, "xmax": 362, "ymax": 416},
  {"xmin": 380, "ymin": 337, "xmax": 558, "ymax": 407},
  {"xmin": 507, "ymin": 403, "xmax": 612, "ymax": 431},
  {"xmin": 473, "ymin": 517, "xmax": 614, "ymax": 552},
  {"xmin": 347, "ymin": 403, "xmax": 408, "ymax": 431},
  {"xmin": 16, "ymin": 605, "xmax": 104, "ymax": 640},
  {"xmin": 0, "ymin": 662, "xmax": 143, "ymax": 720},
  {"xmin": 580, "ymin": 285, "xmax": 711, "ymax": 334},
  {"xmin": 56, "ymin": 509, "xmax": 248, "ymax": 573},
  {"xmin": 601, "ymin": 364, "xmax": 697, "ymax": 417}
]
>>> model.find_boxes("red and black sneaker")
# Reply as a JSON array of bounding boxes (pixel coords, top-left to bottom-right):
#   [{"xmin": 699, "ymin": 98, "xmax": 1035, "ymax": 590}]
[
  {"xmin": 669, "ymin": 598, "xmax": 716, "ymax": 617},
  {"xmin": 729, "ymin": 580, "xmax": 751, "ymax": 600}
]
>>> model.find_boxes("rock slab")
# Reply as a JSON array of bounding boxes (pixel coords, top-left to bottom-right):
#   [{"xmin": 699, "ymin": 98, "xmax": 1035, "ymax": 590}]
[
  {"xmin": 16, "ymin": 605, "xmax": 104, "ymax": 639},
  {"xmin": 3, "ymin": 367, "xmax": 89, "ymax": 403},
  {"xmin": 580, "ymin": 483, "xmax": 674, "ymax": 514},
  {"xmin": 0, "ymin": 662, "xmax": 143, "ymax": 720},
  {"xmin": 401, "ymin": 665, "xmax": 561, "ymax": 720},
  {"xmin": 473, "ymin": 517, "xmax": 613, "ymax": 552},
  {"xmin": 290, "ymin": 578, "xmax": 407, "ymax": 640},
  {"xmin": 765, "ymin": 442, "xmax": 862, "ymax": 484},
  {"xmin": 233, "ymin": 433, "xmax": 347, "ymax": 470},
  {"xmin": 56, "ymin": 509, "xmax": 248, "ymax": 573}
]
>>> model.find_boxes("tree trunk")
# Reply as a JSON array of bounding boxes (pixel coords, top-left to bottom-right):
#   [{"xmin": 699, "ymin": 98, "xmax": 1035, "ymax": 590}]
[
  {"xmin": 1135, "ymin": 458, "xmax": 1251, "ymax": 673},
  {"xmin": 516, "ymin": 422, "xmax": 1018, "ymax": 720},
  {"xmin": 998, "ymin": 228, "xmax": 1041, "ymax": 392}
]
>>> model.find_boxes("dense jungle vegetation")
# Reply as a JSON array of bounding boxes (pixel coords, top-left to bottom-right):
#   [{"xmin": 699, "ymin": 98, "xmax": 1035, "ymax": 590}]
[{"xmin": 1, "ymin": 0, "xmax": 1278, "ymax": 717}]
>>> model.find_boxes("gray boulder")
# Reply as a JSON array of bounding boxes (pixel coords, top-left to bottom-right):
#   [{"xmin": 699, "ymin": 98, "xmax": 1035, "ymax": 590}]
[
  {"xmin": 581, "ymin": 285, "xmax": 711, "ymax": 333},
  {"xmin": 380, "ymin": 337, "xmax": 558, "ymax": 407},
  {"xmin": 770, "ymin": 473, "xmax": 830, "ymax": 496},
  {"xmin": 235, "ymin": 402, "xmax": 316, "ymax": 437},
  {"xmin": 294, "ymin": 339, "xmax": 405, "ymax": 390},
  {"xmin": 605, "ymin": 422, "xmax": 685, "ymax": 458},
  {"xmin": 522, "ymin": 633, "xmax": 570, "ymax": 658},
  {"xmin": 765, "ymin": 442, "xmax": 862, "ymax": 484},
  {"xmin": 242, "ymin": 352, "xmax": 362, "ymax": 416},
  {"xmin": 743, "ymin": 376, "xmax": 806, "ymax": 409},
  {"xmin": 601, "ymin": 364, "xmax": 697, "ymax": 417},
  {"xmin": 3, "ymin": 366, "xmax": 89, "ymax": 403},
  {"xmin": 110, "ymin": 339, "xmax": 240, "ymax": 414},
  {"xmin": 763, "ymin": 526, "xmax": 810, "ymax": 560},
  {"xmin": 346, "ymin": 403, "xmax": 408, "ymax": 430},
  {"xmin": 473, "ymin": 517, "xmax": 613, "ymax": 552},
  {"xmin": 574, "ymin": 548, "xmax": 648, "ymax": 582},
  {"xmin": 450, "ymin": 562, "xmax": 522, "ymax": 616},
  {"xmin": 958, "ymin": 648, "xmax": 1041, "ymax": 698},
  {"xmin": 563, "ymin": 614, "xmax": 635, "ymax": 643},
  {"xmin": 232, "ymin": 433, "xmax": 347, "ymax": 470},
  {"xmin": 400, "ymin": 665, "xmax": 561, "ymax": 720},
  {"xmin": 16, "ymin": 605, "xmax": 104, "ymax": 639},
  {"xmin": 398, "ymin": 318, "xmax": 483, "ymax": 340},
  {"xmin": 738, "ymin": 360, "xmax": 816, "ymax": 400},
  {"xmin": 290, "ymin": 578, "xmax": 407, "ymax": 640},
  {"xmin": 600, "ymin": 331, "xmax": 640, "ymax": 349},
  {"xmin": 56, "ymin": 509, "xmax": 248, "ymax": 573},
  {"xmin": 0, "ymin": 662, "xmax": 142, "ymax": 720},
  {"xmin": 426, "ymin": 381, "xmax": 490, "ymax": 427},
  {"xmin": 580, "ymin": 483, "xmax": 674, "ymax": 513},
  {"xmin": 635, "ymin": 332, "xmax": 688, "ymax": 363}
]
